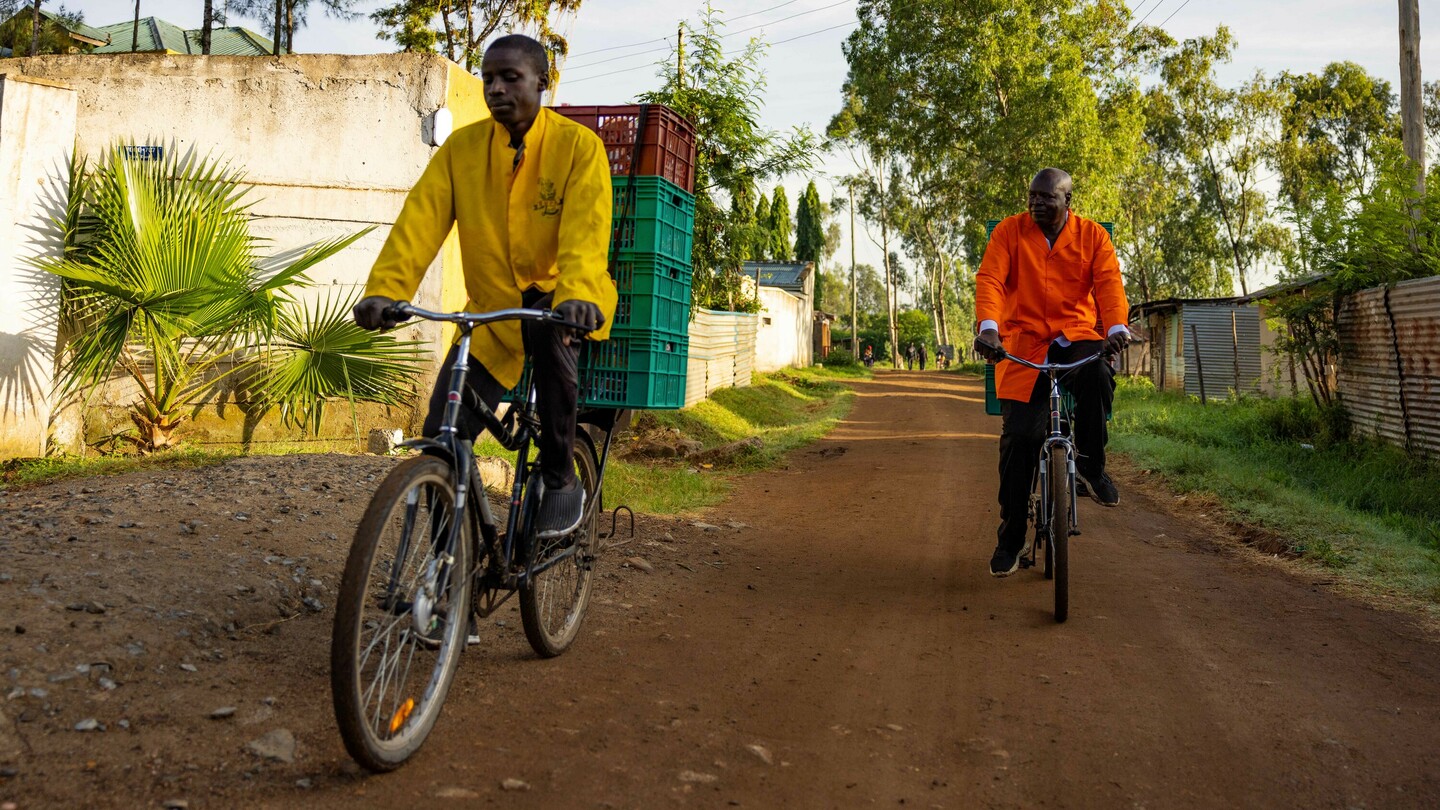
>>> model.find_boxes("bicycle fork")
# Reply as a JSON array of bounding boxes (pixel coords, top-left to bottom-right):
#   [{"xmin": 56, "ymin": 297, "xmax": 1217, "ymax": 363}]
[{"xmin": 1039, "ymin": 438, "xmax": 1081, "ymax": 538}]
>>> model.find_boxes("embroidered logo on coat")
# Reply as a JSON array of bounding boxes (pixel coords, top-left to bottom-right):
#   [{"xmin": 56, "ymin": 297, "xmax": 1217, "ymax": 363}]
[{"xmin": 533, "ymin": 178, "xmax": 564, "ymax": 217}]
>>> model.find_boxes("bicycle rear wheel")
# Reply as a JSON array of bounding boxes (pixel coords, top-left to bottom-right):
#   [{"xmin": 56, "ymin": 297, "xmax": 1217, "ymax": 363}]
[
  {"xmin": 1047, "ymin": 449, "xmax": 1070, "ymax": 623},
  {"xmin": 331, "ymin": 456, "xmax": 472, "ymax": 771},
  {"xmin": 519, "ymin": 433, "xmax": 601, "ymax": 658}
]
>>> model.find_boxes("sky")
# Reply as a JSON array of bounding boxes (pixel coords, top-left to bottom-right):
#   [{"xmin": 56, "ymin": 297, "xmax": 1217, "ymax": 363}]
[{"xmin": 67, "ymin": 0, "xmax": 1440, "ymax": 295}]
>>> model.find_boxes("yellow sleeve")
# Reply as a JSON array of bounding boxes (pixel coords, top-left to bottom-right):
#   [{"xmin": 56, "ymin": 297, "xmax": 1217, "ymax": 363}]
[
  {"xmin": 1090, "ymin": 226, "xmax": 1130, "ymax": 331},
  {"xmin": 364, "ymin": 140, "xmax": 456, "ymax": 301},
  {"xmin": 975, "ymin": 218, "xmax": 1012, "ymax": 328},
  {"xmin": 551, "ymin": 130, "xmax": 618, "ymax": 338}
]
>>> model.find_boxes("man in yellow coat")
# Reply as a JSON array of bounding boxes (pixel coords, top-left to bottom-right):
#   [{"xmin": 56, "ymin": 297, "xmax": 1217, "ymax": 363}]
[
  {"xmin": 354, "ymin": 34, "xmax": 618, "ymax": 538},
  {"xmin": 973, "ymin": 168, "xmax": 1130, "ymax": 577}
]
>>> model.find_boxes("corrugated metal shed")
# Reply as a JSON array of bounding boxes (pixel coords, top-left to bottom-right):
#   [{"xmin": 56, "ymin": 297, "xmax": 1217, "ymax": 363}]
[
  {"xmin": 1131, "ymin": 298, "xmax": 1263, "ymax": 398},
  {"xmin": 1336, "ymin": 275, "xmax": 1440, "ymax": 458},
  {"xmin": 94, "ymin": 17, "xmax": 283, "ymax": 55},
  {"xmin": 1181, "ymin": 305, "xmax": 1263, "ymax": 399}
]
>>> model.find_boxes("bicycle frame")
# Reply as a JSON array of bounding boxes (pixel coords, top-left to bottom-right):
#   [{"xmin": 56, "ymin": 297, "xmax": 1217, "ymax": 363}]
[{"xmin": 999, "ymin": 351, "xmax": 1107, "ymax": 554}]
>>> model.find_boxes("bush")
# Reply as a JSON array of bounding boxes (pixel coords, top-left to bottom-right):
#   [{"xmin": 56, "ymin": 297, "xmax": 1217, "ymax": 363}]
[{"xmin": 822, "ymin": 348, "xmax": 857, "ymax": 367}]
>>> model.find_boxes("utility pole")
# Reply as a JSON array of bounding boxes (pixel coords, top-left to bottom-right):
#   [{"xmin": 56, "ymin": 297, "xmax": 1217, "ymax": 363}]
[
  {"xmin": 676, "ymin": 23, "xmax": 685, "ymax": 90},
  {"xmin": 849, "ymin": 180, "xmax": 858, "ymax": 356},
  {"xmin": 1399, "ymin": 0, "xmax": 1426, "ymax": 196}
]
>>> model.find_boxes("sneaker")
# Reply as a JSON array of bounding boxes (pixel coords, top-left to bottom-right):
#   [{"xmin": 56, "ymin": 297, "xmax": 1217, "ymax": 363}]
[
  {"xmin": 1077, "ymin": 470, "xmax": 1120, "ymax": 507},
  {"xmin": 989, "ymin": 546, "xmax": 1020, "ymax": 578},
  {"xmin": 534, "ymin": 480, "xmax": 586, "ymax": 539}
]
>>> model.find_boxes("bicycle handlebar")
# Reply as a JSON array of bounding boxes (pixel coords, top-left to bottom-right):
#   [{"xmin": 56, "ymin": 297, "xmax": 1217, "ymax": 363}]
[
  {"xmin": 992, "ymin": 347, "xmax": 1108, "ymax": 373},
  {"xmin": 383, "ymin": 301, "xmax": 594, "ymax": 333}
]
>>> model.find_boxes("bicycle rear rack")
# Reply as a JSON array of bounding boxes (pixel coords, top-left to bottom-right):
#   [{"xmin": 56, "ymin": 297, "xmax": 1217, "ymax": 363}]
[{"xmin": 598, "ymin": 505, "xmax": 635, "ymax": 551}]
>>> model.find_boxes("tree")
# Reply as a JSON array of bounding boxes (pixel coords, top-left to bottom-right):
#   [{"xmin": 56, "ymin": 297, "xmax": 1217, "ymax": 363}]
[
  {"xmin": 230, "ymin": 0, "xmax": 362, "ymax": 54},
  {"xmin": 369, "ymin": 0, "xmax": 582, "ymax": 73},
  {"xmin": 767, "ymin": 185, "xmax": 793, "ymax": 262},
  {"xmin": 1161, "ymin": 30, "xmax": 1288, "ymax": 296},
  {"xmin": 794, "ymin": 181, "xmax": 825, "ymax": 263},
  {"xmin": 0, "ymin": 1, "xmax": 89, "ymax": 56},
  {"xmin": 35, "ymin": 145, "xmax": 424, "ymax": 451},
  {"xmin": 1274, "ymin": 62, "xmax": 1400, "ymax": 276},
  {"xmin": 752, "ymin": 192, "xmax": 771, "ymax": 262},
  {"xmin": 639, "ymin": 5, "xmax": 820, "ymax": 311}
]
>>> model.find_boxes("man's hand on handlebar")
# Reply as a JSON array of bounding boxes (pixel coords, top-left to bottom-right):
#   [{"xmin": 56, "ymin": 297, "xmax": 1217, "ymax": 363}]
[
  {"xmin": 554, "ymin": 299, "xmax": 603, "ymax": 346},
  {"xmin": 354, "ymin": 295, "xmax": 405, "ymax": 331},
  {"xmin": 973, "ymin": 328, "xmax": 1006, "ymax": 362},
  {"xmin": 1104, "ymin": 329, "xmax": 1131, "ymax": 357}
]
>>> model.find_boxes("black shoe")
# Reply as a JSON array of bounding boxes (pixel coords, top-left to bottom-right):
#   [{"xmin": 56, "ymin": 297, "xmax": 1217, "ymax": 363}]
[
  {"xmin": 534, "ymin": 480, "xmax": 586, "ymax": 539},
  {"xmin": 990, "ymin": 546, "xmax": 1020, "ymax": 578},
  {"xmin": 1078, "ymin": 470, "xmax": 1120, "ymax": 507}
]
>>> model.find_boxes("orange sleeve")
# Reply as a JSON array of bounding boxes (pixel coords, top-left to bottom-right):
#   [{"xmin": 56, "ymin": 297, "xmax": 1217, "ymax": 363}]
[{"xmin": 975, "ymin": 218, "xmax": 1012, "ymax": 328}]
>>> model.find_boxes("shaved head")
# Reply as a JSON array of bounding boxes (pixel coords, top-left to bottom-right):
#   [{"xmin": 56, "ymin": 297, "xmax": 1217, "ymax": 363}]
[
  {"xmin": 1027, "ymin": 168, "xmax": 1073, "ymax": 231},
  {"xmin": 1030, "ymin": 168, "xmax": 1073, "ymax": 195}
]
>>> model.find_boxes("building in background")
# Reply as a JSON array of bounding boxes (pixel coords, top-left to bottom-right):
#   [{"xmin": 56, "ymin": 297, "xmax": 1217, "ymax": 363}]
[{"xmin": 744, "ymin": 261, "xmax": 815, "ymax": 372}]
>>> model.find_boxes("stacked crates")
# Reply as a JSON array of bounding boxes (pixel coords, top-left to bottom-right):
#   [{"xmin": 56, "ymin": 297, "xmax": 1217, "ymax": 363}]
[{"xmin": 508, "ymin": 105, "xmax": 697, "ymax": 410}]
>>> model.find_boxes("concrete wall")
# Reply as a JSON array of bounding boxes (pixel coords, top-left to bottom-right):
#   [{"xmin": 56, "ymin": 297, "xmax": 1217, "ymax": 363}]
[
  {"xmin": 0, "ymin": 54, "xmax": 489, "ymax": 451},
  {"xmin": 0, "ymin": 73, "xmax": 77, "ymax": 457},
  {"xmin": 755, "ymin": 286, "xmax": 812, "ymax": 373}
]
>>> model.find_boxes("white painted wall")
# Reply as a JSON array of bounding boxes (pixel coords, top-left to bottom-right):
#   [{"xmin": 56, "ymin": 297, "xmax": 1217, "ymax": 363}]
[
  {"xmin": 0, "ymin": 74, "xmax": 77, "ymax": 457},
  {"xmin": 755, "ymin": 286, "xmax": 813, "ymax": 373},
  {"xmin": 0, "ymin": 54, "xmax": 487, "ymax": 452}
]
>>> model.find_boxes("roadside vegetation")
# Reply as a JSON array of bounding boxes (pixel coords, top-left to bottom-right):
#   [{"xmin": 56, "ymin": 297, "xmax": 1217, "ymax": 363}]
[
  {"xmin": 550, "ymin": 365, "xmax": 866, "ymax": 515},
  {"xmin": 1111, "ymin": 377, "xmax": 1440, "ymax": 606}
]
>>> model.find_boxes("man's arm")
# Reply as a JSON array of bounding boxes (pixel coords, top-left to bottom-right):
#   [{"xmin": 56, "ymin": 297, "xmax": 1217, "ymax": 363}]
[
  {"xmin": 973, "ymin": 219, "xmax": 1012, "ymax": 358},
  {"xmin": 1091, "ymin": 226, "xmax": 1131, "ymax": 353},
  {"xmin": 550, "ymin": 132, "xmax": 617, "ymax": 339},
  {"xmin": 355, "ymin": 141, "xmax": 458, "ymax": 329}
]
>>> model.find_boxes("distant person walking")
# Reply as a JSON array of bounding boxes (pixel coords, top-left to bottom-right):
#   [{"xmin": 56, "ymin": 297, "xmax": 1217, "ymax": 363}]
[
  {"xmin": 918, "ymin": 343, "xmax": 928, "ymax": 370},
  {"xmin": 905, "ymin": 342, "xmax": 917, "ymax": 370}
]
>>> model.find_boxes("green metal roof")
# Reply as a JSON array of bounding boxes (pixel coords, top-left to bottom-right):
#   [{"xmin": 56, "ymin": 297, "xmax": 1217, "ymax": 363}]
[
  {"xmin": 1, "ymin": 8, "xmax": 110, "ymax": 48},
  {"xmin": 93, "ymin": 17, "xmax": 284, "ymax": 56}
]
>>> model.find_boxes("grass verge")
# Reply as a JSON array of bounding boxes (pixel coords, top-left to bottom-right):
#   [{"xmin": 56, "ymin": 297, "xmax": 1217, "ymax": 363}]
[
  {"xmin": 1111, "ymin": 376, "xmax": 1440, "ymax": 606},
  {"xmin": 466, "ymin": 365, "xmax": 867, "ymax": 516}
]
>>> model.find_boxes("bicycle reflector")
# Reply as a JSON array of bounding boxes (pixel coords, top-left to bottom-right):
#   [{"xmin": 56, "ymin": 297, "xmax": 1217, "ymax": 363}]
[{"xmin": 389, "ymin": 698, "xmax": 415, "ymax": 735}]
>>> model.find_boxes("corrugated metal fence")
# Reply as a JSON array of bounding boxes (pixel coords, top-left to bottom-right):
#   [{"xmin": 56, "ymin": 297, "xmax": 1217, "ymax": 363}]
[
  {"xmin": 1181, "ymin": 304, "xmax": 1263, "ymax": 399},
  {"xmin": 1336, "ymin": 275, "xmax": 1440, "ymax": 458},
  {"xmin": 685, "ymin": 309, "xmax": 758, "ymax": 408}
]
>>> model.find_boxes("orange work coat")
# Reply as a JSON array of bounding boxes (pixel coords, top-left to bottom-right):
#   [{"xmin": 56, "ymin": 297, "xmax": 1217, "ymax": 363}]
[{"xmin": 975, "ymin": 212, "xmax": 1129, "ymax": 401}]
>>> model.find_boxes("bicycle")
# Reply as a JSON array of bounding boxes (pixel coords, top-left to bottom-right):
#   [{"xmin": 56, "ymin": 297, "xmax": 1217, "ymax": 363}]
[
  {"xmin": 330, "ymin": 301, "xmax": 630, "ymax": 771},
  {"xmin": 993, "ymin": 348, "xmax": 1108, "ymax": 624}
]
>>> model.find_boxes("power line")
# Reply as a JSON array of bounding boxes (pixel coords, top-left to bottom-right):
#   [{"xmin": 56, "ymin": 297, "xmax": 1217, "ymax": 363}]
[
  {"xmin": 566, "ymin": 0, "xmax": 855, "ymax": 72},
  {"xmin": 1129, "ymin": 0, "xmax": 1167, "ymax": 31},
  {"xmin": 567, "ymin": 0, "xmax": 817, "ymax": 60},
  {"xmin": 1153, "ymin": 0, "xmax": 1195, "ymax": 30}
]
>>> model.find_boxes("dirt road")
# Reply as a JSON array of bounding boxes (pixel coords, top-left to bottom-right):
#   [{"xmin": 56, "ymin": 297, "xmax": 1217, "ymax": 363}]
[{"xmin": 3, "ymin": 370, "xmax": 1438, "ymax": 808}]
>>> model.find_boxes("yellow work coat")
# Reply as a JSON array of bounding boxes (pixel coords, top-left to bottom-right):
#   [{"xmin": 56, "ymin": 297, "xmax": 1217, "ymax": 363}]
[
  {"xmin": 365, "ymin": 108, "xmax": 617, "ymax": 389},
  {"xmin": 975, "ymin": 212, "xmax": 1129, "ymax": 401}
]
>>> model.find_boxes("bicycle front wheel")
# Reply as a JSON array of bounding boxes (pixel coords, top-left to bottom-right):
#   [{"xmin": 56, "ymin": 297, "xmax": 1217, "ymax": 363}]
[
  {"xmin": 1047, "ymin": 449, "xmax": 1070, "ymax": 623},
  {"xmin": 520, "ymin": 433, "xmax": 601, "ymax": 658},
  {"xmin": 331, "ymin": 456, "xmax": 472, "ymax": 771}
]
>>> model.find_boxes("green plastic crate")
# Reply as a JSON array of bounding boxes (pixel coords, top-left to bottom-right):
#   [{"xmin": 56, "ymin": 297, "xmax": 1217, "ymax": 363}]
[
  {"xmin": 610, "ymin": 253, "xmax": 692, "ymax": 336},
  {"xmin": 611, "ymin": 176, "xmax": 695, "ymax": 266},
  {"xmin": 506, "ymin": 331, "xmax": 689, "ymax": 410}
]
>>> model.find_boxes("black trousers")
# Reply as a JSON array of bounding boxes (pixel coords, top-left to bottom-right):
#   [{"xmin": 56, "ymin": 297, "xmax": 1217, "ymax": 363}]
[
  {"xmin": 996, "ymin": 340, "xmax": 1114, "ymax": 553},
  {"xmin": 420, "ymin": 289, "xmax": 581, "ymax": 489}
]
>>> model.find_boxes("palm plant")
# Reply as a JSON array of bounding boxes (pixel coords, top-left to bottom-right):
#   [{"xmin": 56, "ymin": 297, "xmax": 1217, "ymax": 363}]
[{"xmin": 35, "ymin": 143, "xmax": 424, "ymax": 452}]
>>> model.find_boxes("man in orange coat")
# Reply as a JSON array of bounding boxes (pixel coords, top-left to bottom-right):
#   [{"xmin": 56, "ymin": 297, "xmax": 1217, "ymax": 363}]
[{"xmin": 973, "ymin": 168, "xmax": 1130, "ymax": 578}]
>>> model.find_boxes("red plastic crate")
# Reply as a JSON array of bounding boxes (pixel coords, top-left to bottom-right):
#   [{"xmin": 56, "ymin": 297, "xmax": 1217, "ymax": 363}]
[{"xmin": 553, "ymin": 104, "xmax": 697, "ymax": 193}]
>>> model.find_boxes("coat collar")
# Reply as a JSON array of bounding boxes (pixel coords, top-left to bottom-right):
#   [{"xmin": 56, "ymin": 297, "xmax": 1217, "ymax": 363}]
[
  {"xmin": 1021, "ymin": 210, "xmax": 1077, "ymax": 254},
  {"xmin": 490, "ymin": 107, "xmax": 551, "ymax": 168}
]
